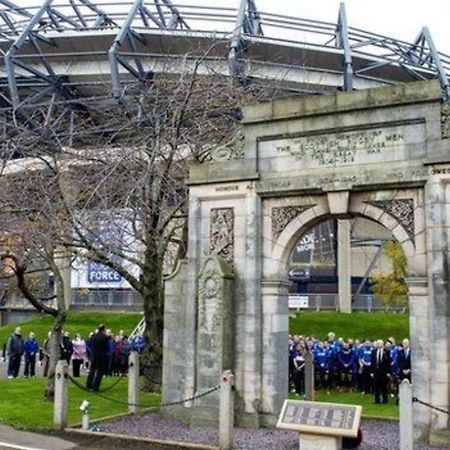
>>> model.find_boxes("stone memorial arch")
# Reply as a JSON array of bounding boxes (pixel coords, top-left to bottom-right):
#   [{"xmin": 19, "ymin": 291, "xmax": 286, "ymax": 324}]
[{"xmin": 163, "ymin": 80, "xmax": 450, "ymax": 445}]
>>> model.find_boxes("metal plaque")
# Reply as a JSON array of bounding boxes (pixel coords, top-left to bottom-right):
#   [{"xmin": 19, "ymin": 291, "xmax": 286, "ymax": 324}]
[{"xmin": 276, "ymin": 400, "xmax": 361, "ymax": 437}]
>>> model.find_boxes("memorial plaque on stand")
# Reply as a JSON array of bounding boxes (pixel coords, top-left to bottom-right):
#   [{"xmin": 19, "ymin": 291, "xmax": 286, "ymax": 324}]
[{"xmin": 277, "ymin": 400, "xmax": 361, "ymax": 438}]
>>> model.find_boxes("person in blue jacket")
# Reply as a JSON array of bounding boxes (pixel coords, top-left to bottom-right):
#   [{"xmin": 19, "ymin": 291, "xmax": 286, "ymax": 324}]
[
  {"xmin": 131, "ymin": 332, "xmax": 146, "ymax": 354},
  {"xmin": 24, "ymin": 332, "xmax": 39, "ymax": 378},
  {"xmin": 358, "ymin": 339, "xmax": 374, "ymax": 394},
  {"xmin": 314, "ymin": 341, "xmax": 331, "ymax": 393},
  {"xmin": 338, "ymin": 341, "xmax": 357, "ymax": 391}
]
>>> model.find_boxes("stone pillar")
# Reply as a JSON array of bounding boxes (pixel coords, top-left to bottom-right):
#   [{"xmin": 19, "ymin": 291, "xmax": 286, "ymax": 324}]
[
  {"xmin": 54, "ymin": 360, "xmax": 68, "ymax": 431},
  {"xmin": 219, "ymin": 371, "xmax": 235, "ymax": 450},
  {"xmin": 162, "ymin": 260, "xmax": 189, "ymax": 413},
  {"xmin": 184, "ymin": 194, "xmax": 202, "ymax": 405},
  {"xmin": 425, "ymin": 175, "xmax": 450, "ymax": 437},
  {"xmin": 399, "ymin": 379, "xmax": 413, "ymax": 450},
  {"xmin": 406, "ymin": 277, "xmax": 431, "ymax": 442},
  {"xmin": 128, "ymin": 351, "xmax": 139, "ymax": 414},
  {"xmin": 261, "ymin": 280, "xmax": 290, "ymax": 422},
  {"xmin": 191, "ymin": 256, "xmax": 234, "ymax": 427},
  {"xmin": 236, "ymin": 189, "xmax": 262, "ymax": 427},
  {"xmin": 337, "ymin": 219, "xmax": 352, "ymax": 313},
  {"xmin": 299, "ymin": 434, "xmax": 342, "ymax": 450}
]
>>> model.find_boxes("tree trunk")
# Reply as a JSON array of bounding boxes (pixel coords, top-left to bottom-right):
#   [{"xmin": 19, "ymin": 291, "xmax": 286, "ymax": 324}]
[
  {"xmin": 45, "ymin": 310, "xmax": 66, "ymax": 400},
  {"xmin": 140, "ymin": 241, "xmax": 164, "ymax": 392}
]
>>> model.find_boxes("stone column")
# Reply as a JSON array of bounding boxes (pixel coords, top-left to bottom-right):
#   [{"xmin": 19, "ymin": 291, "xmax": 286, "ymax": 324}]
[
  {"xmin": 236, "ymin": 189, "xmax": 262, "ymax": 427},
  {"xmin": 261, "ymin": 280, "xmax": 290, "ymax": 422},
  {"xmin": 424, "ymin": 176, "xmax": 450, "ymax": 436},
  {"xmin": 337, "ymin": 219, "xmax": 352, "ymax": 313},
  {"xmin": 191, "ymin": 256, "xmax": 234, "ymax": 427},
  {"xmin": 406, "ymin": 277, "xmax": 431, "ymax": 442}
]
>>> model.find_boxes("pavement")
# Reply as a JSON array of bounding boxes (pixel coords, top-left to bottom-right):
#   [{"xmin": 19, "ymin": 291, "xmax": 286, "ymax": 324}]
[{"xmin": 0, "ymin": 425, "xmax": 76, "ymax": 450}]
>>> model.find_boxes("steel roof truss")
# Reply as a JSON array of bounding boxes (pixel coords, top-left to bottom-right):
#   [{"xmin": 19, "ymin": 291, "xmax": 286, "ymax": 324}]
[{"xmin": 229, "ymin": 0, "xmax": 264, "ymax": 85}]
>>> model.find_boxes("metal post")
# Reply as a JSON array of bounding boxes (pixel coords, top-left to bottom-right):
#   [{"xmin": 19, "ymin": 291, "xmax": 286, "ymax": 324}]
[
  {"xmin": 54, "ymin": 360, "xmax": 69, "ymax": 431},
  {"xmin": 399, "ymin": 379, "xmax": 413, "ymax": 450},
  {"xmin": 304, "ymin": 352, "xmax": 315, "ymax": 401},
  {"xmin": 128, "ymin": 351, "xmax": 139, "ymax": 413},
  {"xmin": 219, "ymin": 370, "xmax": 234, "ymax": 450},
  {"xmin": 336, "ymin": 2, "xmax": 353, "ymax": 91}
]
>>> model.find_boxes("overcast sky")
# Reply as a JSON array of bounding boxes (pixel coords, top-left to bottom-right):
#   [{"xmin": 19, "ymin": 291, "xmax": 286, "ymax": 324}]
[{"xmin": 20, "ymin": 0, "xmax": 450, "ymax": 54}]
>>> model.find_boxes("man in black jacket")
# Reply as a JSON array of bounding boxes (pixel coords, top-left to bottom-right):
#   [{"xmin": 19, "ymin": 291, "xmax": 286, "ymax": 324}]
[
  {"xmin": 6, "ymin": 327, "xmax": 24, "ymax": 379},
  {"xmin": 371, "ymin": 339, "xmax": 391, "ymax": 404},
  {"xmin": 399, "ymin": 338, "xmax": 411, "ymax": 382},
  {"xmin": 86, "ymin": 324, "xmax": 108, "ymax": 391}
]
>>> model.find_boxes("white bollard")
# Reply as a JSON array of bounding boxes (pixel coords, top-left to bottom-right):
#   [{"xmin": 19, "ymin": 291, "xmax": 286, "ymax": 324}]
[
  {"xmin": 80, "ymin": 400, "xmax": 90, "ymax": 430},
  {"xmin": 219, "ymin": 370, "xmax": 235, "ymax": 450},
  {"xmin": 399, "ymin": 379, "xmax": 413, "ymax": 450},
  {"xmin": 54, "ymin": 360, "xmax": 69, "ymax": 431},
  {"xmin": 128, "ymin": 351, "xmax": 139, "ymax": 414}
]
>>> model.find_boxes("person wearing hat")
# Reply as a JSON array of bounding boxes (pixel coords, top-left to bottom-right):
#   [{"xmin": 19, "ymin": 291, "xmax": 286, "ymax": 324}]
[{"xmin": 6, "ymin": 327, "xmax": 24, "ymax": 379}]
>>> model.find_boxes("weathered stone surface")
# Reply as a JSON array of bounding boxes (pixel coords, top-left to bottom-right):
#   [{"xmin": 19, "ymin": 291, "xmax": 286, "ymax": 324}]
[
  {"xmin": 190, "ymin": 256, "xmax": 234, "ymax": 427},
  {"xmin": 165, "ymin": 81, "xmax": 450, "ymax": 444}
]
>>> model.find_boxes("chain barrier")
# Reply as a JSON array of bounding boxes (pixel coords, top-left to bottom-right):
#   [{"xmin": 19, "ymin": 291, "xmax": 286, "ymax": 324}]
[
  {"xmin": 68, "ymin": 374, "xmax": 124, "ymax": 394},
  {"xmin": 68, "ymin": 372, "xmax": 220, "ymax": 410},
  {"xmin": 412, "ymin": 397, "xmax": 450, "ymax": 416}
]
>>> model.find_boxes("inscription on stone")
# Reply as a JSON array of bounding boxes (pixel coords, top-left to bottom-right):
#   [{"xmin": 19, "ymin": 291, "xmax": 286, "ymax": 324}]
[
  {"xmin": 275, "ymin": 129, "xmax": 404, "ymax": 166},
  {"xmin": 277, "ymin": 400, "xmax": 361, "ymax": 438}
]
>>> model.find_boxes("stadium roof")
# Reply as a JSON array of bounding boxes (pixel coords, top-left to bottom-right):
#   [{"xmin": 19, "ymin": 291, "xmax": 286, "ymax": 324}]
[{"xmin": 0, "ymin": 0, "xmax": 449, "ymax": 114}]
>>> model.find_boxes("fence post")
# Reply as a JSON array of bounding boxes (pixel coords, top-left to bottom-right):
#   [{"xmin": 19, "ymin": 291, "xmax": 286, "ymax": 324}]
[
  {"xmin": 304, "ymin": 352, "xmax": 315, "ymax": 401},
  {"xmin": 219, "ymin": 370, "xmax": 234, "ymax": 450},
  {"xmin": 128, "ymin": 351, "xmax": 139, "ymax": 413},
  {"xmin": 54, "ymin": 360, "xmax": 69, "ymax": 431},
  {"xmin": 399, "ymin": 379, "xmax": 413, "ymax": 450}
]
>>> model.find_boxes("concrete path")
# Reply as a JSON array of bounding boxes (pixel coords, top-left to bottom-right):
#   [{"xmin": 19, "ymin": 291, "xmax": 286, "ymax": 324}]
[{"xmin": 0, "ymin": 425, "xmax": 76, "ymax": 450}]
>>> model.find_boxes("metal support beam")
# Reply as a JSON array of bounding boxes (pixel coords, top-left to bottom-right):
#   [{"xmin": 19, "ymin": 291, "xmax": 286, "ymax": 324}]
[
  {"xmin": 352, "ymin": 242, "xmax": 384, "ymax": 303},
  {"xmin": 411, "ymin": 27, "xmax": 450, "ymax": 101},
  {"xmin": 228, "ymin": 0, "xmax": 263, "ymax": 84},
  {"xmin": 108, "ymin": 0, "xmax": 189, "ymax": 100},
  {"xmin": 4, "ymin": 0, "xmax": 113, "ymax": 111},
  {"xmin": 336, "ymin": 2, "xmax": 353, "ymax": 91}
]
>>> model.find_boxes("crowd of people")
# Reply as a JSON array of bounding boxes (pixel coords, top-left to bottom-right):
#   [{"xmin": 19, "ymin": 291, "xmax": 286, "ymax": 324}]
[
  {"xmin": 289, "ymin": 332, "xmax": 411, "ymax": 404},
  {"xmin": 1, "ymin": 325, "xmax": 147, "ymax": 388}
]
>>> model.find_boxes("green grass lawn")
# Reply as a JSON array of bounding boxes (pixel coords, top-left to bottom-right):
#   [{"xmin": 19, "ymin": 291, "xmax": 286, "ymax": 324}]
[
  {"xmin": 289, "ymin": 311, "xmax": 409, "ymax": 342},
  {"xmin": 289, "ymin": 390, "xmax": 398, "ymax": 420},
  {"xmin": 0, "ymin": 375, "xmax": 160, "ymax": 430},
  {"xmin": 0, "ymin": 311, "xmax": 143, "ymax": 346}
]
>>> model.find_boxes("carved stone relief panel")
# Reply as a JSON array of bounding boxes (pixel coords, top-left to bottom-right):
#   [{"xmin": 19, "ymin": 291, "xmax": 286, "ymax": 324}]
[
  {"xmin": 271, "ymin": 205, "xmax": 314, "ymax": 240},
  {"xmin": 210, "ymin": 208, "xmax": 234, "ymax": 263},
  {"xmin": 441, "ymin": 103, "xmax": 450, "ymax": 139},
  {"xmin": 206, "ymin": 128, "xmax": 245, "ymax": 162},
  {"xmin": 366, "ymin": 199, "xmax": 415, "ymax": 242}
]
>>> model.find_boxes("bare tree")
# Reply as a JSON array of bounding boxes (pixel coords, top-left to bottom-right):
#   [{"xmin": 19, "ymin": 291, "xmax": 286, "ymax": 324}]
[{"xmin": 0, "ymin": 49, "xmax": 277, "ymax": 390}]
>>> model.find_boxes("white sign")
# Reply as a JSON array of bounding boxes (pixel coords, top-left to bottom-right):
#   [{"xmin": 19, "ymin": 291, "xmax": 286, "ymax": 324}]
[{"xmin": 289, "ymin": 294, "xmax": 309, "ymax": 309}]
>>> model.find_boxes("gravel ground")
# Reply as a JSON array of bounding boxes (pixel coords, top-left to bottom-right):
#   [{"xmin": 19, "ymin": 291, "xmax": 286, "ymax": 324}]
[{"xmin": 100, "ymin": 413, "xmax": 447, "ymax": 450}]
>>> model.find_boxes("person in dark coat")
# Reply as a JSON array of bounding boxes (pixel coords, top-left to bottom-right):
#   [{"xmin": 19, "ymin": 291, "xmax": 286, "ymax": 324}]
[
  {"xmin": 371, "ymin": 339, "xmax": 391, "ymax": 404},
  {"xmin": 399, "ymin": 338, "xmax": 411, "ymax": 381},
  {"xmin": 61, "ymin": 331, "xmax": 74, "ymax": 364},
  {"xmin": 6, "ymin": 327, "xmax": 24, "ymax": 378},
  {"xmin": 86, "ymin": 324, "xmax": 109, "ymax": 392}
]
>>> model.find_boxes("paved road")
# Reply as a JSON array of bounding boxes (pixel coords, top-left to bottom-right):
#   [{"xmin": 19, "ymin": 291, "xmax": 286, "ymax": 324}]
[{"xmin": 0, "ymin": 425, "xmax": 75, "ymax": 450}]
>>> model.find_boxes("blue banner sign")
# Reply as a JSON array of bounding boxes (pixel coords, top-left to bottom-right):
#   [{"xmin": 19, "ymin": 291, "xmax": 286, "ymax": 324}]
[{"xmin": 87, "ymin": 262, "xmax": 122, "ymax": 283}]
